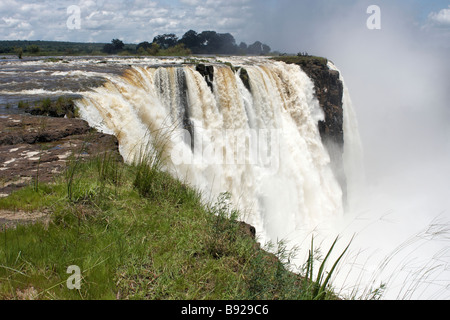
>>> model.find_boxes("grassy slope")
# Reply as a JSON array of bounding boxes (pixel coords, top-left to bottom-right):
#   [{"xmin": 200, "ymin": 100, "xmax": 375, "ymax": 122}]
[{"xmin": 0, "ymin": 150, "xmax": 346, "ymax": 300}]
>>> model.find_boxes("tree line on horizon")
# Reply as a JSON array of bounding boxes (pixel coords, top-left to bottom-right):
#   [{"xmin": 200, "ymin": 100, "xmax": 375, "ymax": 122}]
[
  {"xmin": 0, "ymin": 30, "xmax": 273, "ymax": 57},
  {"xmin": 0, "ymin": 40, "xmax": 108, "ymax": 56},
  {"xmin": 103, "ymin": 30, "xmax": 272, "ymax": 56}
]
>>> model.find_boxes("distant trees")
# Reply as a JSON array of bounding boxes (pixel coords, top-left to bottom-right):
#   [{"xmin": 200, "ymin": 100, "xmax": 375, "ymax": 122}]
[
  {"xmin": 102, "ymin": 44, "xmax": 115, "ymax": 54},
  {"xmin": 147, "ymin": 43, "xmax": 161, "ymax": 56},
  {"xmin": 136, "ymin": 41, "xmax": 152, "ymax": 52},
  {"xmin": 0, "ymin": 32, "xmax": 274, "ymax": 57},
  {"xmin": 8, "ymin": 44, "xmax": 39, "ymax": 58},
  {"xmin": 153, "ymin": 34, "xmax": 178, "ymax": 49},
  {"xmin": 262, "ymin": 44, "xmax": 271, "ymax": 55},
  {"xmin": 135, "ymin": 30, "xmax": 272, "ymax": 56},
  {"xmin": 111, "ymin": 39, "xmax": 125, "ymax": 51},
  {"xmin": 247, "ymin": 41, "xmax": 271, "ymax": 55},
  {"xmin": 238, "ymin": 42, "xmax": 248, "ymax": 54},
  {"xmin": 0, "ymin": 40, "xmax": 109, "ymax": 56},
  {"xmin": 194, "ymin": 31, "xmax": 237, "ymax": 54},
  {"xmin": 102, "ymin": 39, "xmax": 125, "ymax": 54},
  {"xmin": 101, "ymin": 30, "xmax": 272, "ymax": 56},
  {"xmin": 179, "ymin": 30, "xmax": 202, "ymax": 51},
  {"xmin": 15, "ymin": 47, "xmax": 23, "ymax": 59},
  {"xmin": 26, "ymin": 44, "xmax": 40, "ymax": 54}
]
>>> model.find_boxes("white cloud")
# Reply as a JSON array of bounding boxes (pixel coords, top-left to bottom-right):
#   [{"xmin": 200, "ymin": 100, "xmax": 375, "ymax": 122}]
[
  {"xmin": 0, "ymin": 0, "xmax": 259, "ymax": 42},
  {"xmin": 148, "ymin": 17, "xmax": 168, "ymax": 26},
  {"xmin": 420, "ymin": 5, "xmax": 450, "ymax": 47},
  {"xmin": 423, "ymin": 5, "xmax": 450, "ymax": 29},
  {"xmin": 194, "ymin": 6, "xmax": 214, "ymax": 17},
  {"xmin": 179, "ymin": 0, "xmax": 201, "ymax": 6},
  {"xmin": 428, "ymin": 6, "xmax": 450, "ymax": 26}
]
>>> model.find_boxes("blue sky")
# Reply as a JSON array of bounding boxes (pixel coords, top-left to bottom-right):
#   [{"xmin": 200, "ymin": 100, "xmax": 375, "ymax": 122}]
[{"xmin": 0, "ymin": 0, "xmax": 448, "ymax": 52}]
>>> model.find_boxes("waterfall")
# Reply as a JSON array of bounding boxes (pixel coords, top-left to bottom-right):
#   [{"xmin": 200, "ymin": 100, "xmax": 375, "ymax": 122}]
[
  {"xmin": 76, "ymin": 57, "xmax": 349, "ymax": 245},
  {"xmin": 327, "ymin": 61, "xmax": 365, "ymax": 214}
]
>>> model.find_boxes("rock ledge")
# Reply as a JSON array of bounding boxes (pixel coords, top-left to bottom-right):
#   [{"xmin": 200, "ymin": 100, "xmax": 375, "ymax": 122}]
[{"xmin": 0, "ymin": 114, "xmax": 121, "ymax": 196}]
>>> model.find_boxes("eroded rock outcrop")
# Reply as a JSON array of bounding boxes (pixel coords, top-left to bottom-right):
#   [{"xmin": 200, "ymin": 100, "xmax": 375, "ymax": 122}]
[
  {"xmin": 298, "ymin": 58, "xmax": 346, "ymax": 198},
  {"xmin": 0, "ymin": 114, "xmax": 122, "ymax": 197},
  {"xmin": 196, "ymin": 63, "xmax": 214, "ymax": 91}
]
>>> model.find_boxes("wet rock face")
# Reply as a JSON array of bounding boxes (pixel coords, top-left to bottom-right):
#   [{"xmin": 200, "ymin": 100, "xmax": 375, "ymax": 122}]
[
  {"xmin": 0, "ymin": 114, "xmax": 121, "ymax": 196},
  {"xmin": 196, "ymin": 63, "xmax": 214, "ymax": 91},
  {"xmin": 298, "ymin": 60, "xmax": 346, "ymax": 202},
  {"xmin": 296, "ymin": 60, "xmax": 344, "ymax": 148},
  {"xmin": 271, "ymin": 56, "xmax": 344, "ymax": 148},
  {"xmin": 273, "ymin": 56, "xmax": 346, "ymax": 200}
]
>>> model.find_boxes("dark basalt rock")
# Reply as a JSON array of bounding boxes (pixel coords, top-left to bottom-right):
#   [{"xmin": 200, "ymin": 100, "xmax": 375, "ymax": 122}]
[
  {"xmin": 298, "ymin": 60, "xmax": 346, "ymax": 201},
  {"xmin": 301, "ymin": 62, "xmax": 347, "ymax": 199},
  {"xmin": 196, "ymin": 63, "xmax": 214, "ymax": 92},
  {"xmin": 239, "ymin": 221, "xmax": 256, "ymax": 240},
  {"xmin": 237, "ymin": 67, "xmax": 251, "ymax": 92},
  {"xmin": 273, "ymin": 56, "xmax": 346, "ymax": 201},
  {"xmin": 300, "ymin": 62, "xmax": 344, "ymax": 148},
  {"xmin": 177, "ymin": 69, "xmax": 195, "ymax": 151}
]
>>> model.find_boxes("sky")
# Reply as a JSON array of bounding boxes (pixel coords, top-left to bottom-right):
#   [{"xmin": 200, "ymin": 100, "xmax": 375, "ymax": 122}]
[{"xmin": 0, "ymin": 0, "xmax": 448, "ymax": 50}]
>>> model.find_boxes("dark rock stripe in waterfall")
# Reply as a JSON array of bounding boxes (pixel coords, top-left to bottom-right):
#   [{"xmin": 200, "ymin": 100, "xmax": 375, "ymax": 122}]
[
  {"xmin": 176, "ymin": 68, "xmax": 195, "ymax": 151},
  {"xmin": 237, "ymin": 67, "xmax": 251, "ymax": 92},
  {"xmin": 195, "ymin": 64, "xmax": 214, "ymax": 92}
]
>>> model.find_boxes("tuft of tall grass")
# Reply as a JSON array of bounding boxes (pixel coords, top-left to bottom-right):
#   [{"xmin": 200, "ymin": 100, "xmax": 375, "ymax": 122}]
[
  {"xmin": 300, "ymin": 236, "xmax": 353, "ymax": 300},
  {"xmin": 130, "ymin": 118, "xmax": 199, "ymax": 206},
  {"xmin": 95, "ymin": 151, "xmax": 124, "ymax": 199}
]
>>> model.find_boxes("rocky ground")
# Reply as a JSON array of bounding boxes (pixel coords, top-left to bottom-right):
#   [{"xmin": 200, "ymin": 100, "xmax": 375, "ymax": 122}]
[
  {"xmin": 0, "ymin": 114, "xmax": 122, "ymax": 228},
  {"xmin": 0, "ymin": 209, "xmax": 51, "ymax": 231}
]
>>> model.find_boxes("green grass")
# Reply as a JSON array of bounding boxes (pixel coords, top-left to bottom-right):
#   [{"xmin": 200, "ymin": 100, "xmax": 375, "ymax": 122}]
[
  {"xmin": 0, "ymin": 145, "xmax": 354, "ymax": 300},
  {"xmin": 272, "ymin": 55, "xmax": 329, "ymax": 68},
  {"xmin": 17, "ymin": 96, "xmax": 79, "ymax": 118}
]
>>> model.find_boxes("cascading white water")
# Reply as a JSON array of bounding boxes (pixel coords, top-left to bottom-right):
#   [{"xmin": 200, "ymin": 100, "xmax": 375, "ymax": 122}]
[
  {"xmin": 76, "ymin": 57, "xmax": 347, "ymax": 245},
  {"xmin": 328, "ymin": 61, "xmax": 365, "ymax": 214}
]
